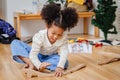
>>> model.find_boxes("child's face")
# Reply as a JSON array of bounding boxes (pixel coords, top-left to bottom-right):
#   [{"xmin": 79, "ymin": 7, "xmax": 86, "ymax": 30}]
[{"xmin": 47, "ymin": 23, "xmax": 64, "ymax": 44}]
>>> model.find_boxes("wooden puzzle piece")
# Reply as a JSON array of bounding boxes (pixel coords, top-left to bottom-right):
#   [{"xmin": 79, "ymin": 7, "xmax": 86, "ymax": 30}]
[
  {"xmin": 98, "ymin": 57, "xmax": 120, "ymax": 65},
  {"xmin": 22, "ymin": 64, "xmax": 86, "ymax": 78},
  {"xmin": 97, "ymin": 52, "xmax": 120, "ymax": 65}
]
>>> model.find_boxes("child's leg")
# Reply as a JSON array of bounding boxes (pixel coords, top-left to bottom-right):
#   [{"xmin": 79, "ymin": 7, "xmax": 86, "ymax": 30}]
[
  {"xmin": 10, "ymin": 40, "xmax": 36, "ymax": 69},
  {"xmin": 46, "ymin": 54, "xmax": 69, "ymax": 71},
  {"xmin": 18, "ymin": 56, "xmax": 37, "ymax": 70},
  {"xmin": 38, "ymin": 54, "xmax": 69, "ymax": 71}
]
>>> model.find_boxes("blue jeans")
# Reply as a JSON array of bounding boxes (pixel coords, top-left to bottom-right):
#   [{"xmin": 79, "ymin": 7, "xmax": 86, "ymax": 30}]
[{"xmin": 10, "ymin": 40, "xmax": 68, "ymax": 71}]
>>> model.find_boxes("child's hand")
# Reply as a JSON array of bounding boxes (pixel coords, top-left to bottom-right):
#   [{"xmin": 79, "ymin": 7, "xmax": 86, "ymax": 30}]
[
  {"xmin": 29, "ymin": 63, "xmax": 37, "ymax": 70},
  {"xmin": 39, "ymin": 62, "xmax": 51, "ymax": 71},
  {"xmin": 55, "ymin": 67, "xmax": 64, "ymax": 77},
  {"xmin": 23, "ymin": 63, "xmax": 37, "ymax": 70}
]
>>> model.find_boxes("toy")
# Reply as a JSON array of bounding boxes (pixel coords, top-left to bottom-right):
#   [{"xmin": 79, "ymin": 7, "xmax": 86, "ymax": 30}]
[
  {"xmin": 98, "ymin": 57, "xmax": 120, "ymax": 65},
  {"xmin": 96, "ymin": 52, "xmax": 120, "ymax": 65},
  {"xmin": 95, "ymin": 42, "xmax": 103, "ymax": 47},
  {"xmin": 68, "ymin": 37, "xmax": 88, "ymax": 43},
  {"xmin": 68, "ymin": 39, "xmax": 75, "ymax": 43},
  {"xmin": 68, "ymin": 38, "xmax": 92, "ymax": 53},
  {"xmin": 76, "ymin": 37, "xmax": 88, "ymax": 43},
  {"xmin": 22, "ymin": 64, "xmax": 86, "ymax": 78}
]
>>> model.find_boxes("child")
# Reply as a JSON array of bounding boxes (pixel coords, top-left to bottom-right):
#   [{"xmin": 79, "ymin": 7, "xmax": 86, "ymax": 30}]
[{"xmin": 10, "ymin": 3, "xmax": 78, "ymax": 77}]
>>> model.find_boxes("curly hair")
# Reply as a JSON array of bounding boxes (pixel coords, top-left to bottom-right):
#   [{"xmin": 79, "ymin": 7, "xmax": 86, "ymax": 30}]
[{"xmin": 41, "ymin": 3, "xmax": 78, "ymax": 31}]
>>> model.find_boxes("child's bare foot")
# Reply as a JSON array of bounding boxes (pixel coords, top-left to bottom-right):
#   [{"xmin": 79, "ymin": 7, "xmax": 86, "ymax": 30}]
[
  {"xmin": 23, "ymin": 64, "xmax": 29, "ymax": 68},
  {"xmin": 23, "ymin": 64, "xmax": 37, "ymax": 71},
  {"xmin": 29, "ymin": 63, "xmax": 37, "ymax": 71},
  {"xmin": 18, "ymin": 56, "xmax": 37, "ymax": 70}
]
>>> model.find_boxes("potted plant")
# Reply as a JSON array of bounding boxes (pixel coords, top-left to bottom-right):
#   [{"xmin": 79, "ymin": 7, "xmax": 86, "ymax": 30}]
[{"xmin": 91, "ymin": 0, "xmax": 118, "ymax": 45}]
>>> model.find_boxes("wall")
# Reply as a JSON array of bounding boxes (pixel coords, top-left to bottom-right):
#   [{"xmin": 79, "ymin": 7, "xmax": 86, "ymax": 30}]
[
  {"xmin": 6, "ymin": 0, "xmax": 33, "ymax": 24},
  {"xmin": 108, "ymin": 0, "xmax": 120, "ymax": 40},
  {"xmin": 3, "ymin": 0, "xmax": 119, "ymax": 39},
  {"xmin": 4, "ymin": 0, "xmax": 97, "ymax": 38},
  {"xmin": 0, "ymin": 0, "xmax": 2, "ymax": 18},
  {"xmin": 0, "ymin": 0, "xmax": 6, "ymax": 19},
  {"xmin": 5, "ymin": 0, "xmax": 42, "ymax": 37}
]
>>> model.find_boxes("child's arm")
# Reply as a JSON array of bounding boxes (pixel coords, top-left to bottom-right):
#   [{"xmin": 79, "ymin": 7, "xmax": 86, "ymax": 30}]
[
  {"xmin": 57, "ymin": 42, "xmax": 69, "ymax": 69},
  {"xmin": 29, "ymin": 33, "xmax": 43, "ymax": 70},
  {"xmin": 56, "ymin": 38, "xmax": 69, "ymax": 69}
]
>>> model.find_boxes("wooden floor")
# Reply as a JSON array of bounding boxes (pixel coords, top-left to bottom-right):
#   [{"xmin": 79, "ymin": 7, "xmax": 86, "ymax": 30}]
[{"xmin": 0, "ymin": 35, "xmax": 120, "ymax": 80}]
